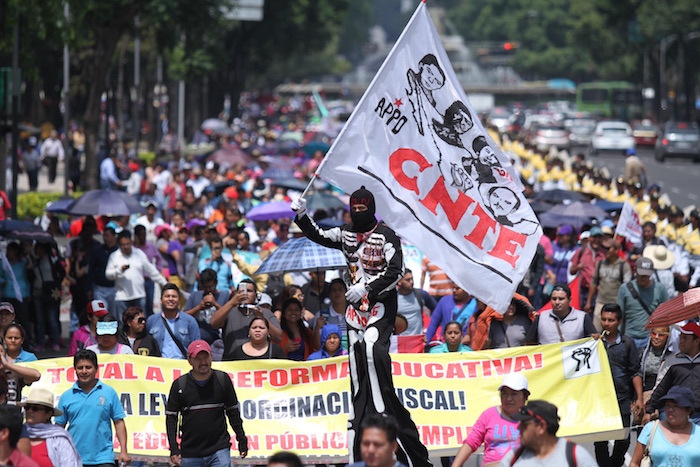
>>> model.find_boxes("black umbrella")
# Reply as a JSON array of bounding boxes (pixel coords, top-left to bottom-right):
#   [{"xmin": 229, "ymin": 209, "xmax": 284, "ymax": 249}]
[
  {"xmin": 7, "ymin": 230, "xmax": 56, "ymax": 244},
  {"xmin": 0, "ymin": 220, "xmax": 42, "ymax": 236},
  {"xmin": 306, "ymin": 192, "xmax": 346, "ymax": 211},
  {"xmin": 532, "ymin": 189, "xmax": 586, "ymax": 204},
  {"xmin": 66, "ymin": 189, "xmax": 144, "ymax": 217},
  {"xmin": 46, "ymin": 197, "xmax": 76, "ymax": 215},
  {"xmin": 270, "ymin": 178, "xmax": 309, "ymax": 191}
]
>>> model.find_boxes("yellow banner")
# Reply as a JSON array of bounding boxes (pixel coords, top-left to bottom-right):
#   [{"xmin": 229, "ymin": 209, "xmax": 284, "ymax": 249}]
[{"xmin": 23, "ymin": 338, "xmax": 621, "ymax": 463}]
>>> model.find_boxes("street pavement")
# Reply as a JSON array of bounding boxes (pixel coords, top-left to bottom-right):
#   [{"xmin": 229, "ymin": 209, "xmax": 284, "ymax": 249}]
[{"xmin": 14, "ymin": 161, "xmax": 68, "ymax": 195}]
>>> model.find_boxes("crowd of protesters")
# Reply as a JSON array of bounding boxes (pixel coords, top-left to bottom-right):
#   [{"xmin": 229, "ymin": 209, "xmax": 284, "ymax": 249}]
[{"xmin": 0, "ymin": 96, "xmax": 697, "ymax": 465}]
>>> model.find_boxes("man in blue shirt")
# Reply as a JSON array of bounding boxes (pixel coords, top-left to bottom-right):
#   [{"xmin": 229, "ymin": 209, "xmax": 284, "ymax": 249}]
[
  {"xmin": 55, "ymin": 349, "xmax": 131, "ymax": 466},
  {"xmin": 147, "ymin": 283, "xmax": 201, "ymax": 359}
]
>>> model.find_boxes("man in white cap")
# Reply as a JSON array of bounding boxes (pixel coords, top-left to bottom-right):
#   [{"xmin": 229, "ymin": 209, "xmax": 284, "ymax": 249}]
[
  {"xmin": 166, "ymin": 340, "xmax": 248, "ymax": 466},
  {"xmin": 617, "ymin": 257, "xmax": 669, "ymax": 354}
]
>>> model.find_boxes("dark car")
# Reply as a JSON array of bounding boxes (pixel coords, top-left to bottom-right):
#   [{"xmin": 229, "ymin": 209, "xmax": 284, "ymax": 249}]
[{"xmin": 655, "ymin": 121, "xmax": 700, "ymax": 162}]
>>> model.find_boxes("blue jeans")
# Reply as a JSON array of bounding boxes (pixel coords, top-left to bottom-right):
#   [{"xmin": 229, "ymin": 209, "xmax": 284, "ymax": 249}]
[
  {"xmin": 180, "ymin": 448, "xmax": 231, "ymax": 467},
  {"xmin": 632, "ymin": 336, "xmax": 649, "ymax": 356},
  {"xmin": 93, "ymin": 285, "xmax": 116, "ymax": 316},
  {"xmin": 114, "ymin": 297, "xmax": 146, "ymax": 322},
  {"xmin": 33, "ymin": 293, "xmax": 60, "ymax": 346}
]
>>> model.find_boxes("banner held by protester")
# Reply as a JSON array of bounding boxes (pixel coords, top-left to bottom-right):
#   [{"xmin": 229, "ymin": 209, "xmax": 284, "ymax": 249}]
[
  {"xmin": 313, "ymin": 1, "xmax": 542, "ymax": 312},
  {"xmin": 22, "ymin": 340, "xmax": 621, "ymax": 462}
]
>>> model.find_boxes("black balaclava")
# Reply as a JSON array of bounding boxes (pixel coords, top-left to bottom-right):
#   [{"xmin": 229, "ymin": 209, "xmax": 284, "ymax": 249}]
[{"xmin": 349, "ymin": 186, "xmax": 377, "ymax": 233}]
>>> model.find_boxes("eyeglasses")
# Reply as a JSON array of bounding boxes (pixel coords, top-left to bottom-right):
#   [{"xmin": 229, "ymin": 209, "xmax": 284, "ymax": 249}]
[
  {"xmin": 137, "ymin": 318, "xmax": 146, "ymax": 324},
  {"xmin": 25, "ymin": 405, "xmax": 48, "ymax": 412},
  {"xmin": 651, "ymin": 331, "xmax": 669, "ymax": 337}
]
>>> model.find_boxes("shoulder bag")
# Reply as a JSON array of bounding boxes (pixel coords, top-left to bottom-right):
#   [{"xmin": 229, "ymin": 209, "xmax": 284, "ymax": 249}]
[
  {"xmin": 640, "ymin": 420, "xmax": 659, "ymax": 467},
  {"xmin": 161, "ymin": 315, "xmax": 188, "ymax": 359}
]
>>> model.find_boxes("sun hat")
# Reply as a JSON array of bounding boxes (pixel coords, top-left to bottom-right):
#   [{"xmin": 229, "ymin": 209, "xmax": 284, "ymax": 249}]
[
  {"xmin": 643, "ymin": 245, "xmax": 675, "ymax": 270},
  {"xmin": 659, "ymin": 386, "xmax": 695, "ymax": 409},
  {"xmin": 19, "ymin": 387, "xmax": 62, "ymax": 416}
]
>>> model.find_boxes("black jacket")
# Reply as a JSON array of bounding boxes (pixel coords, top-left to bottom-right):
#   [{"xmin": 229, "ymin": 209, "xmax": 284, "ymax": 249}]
[{"xmin": 118, "ymin": 330, "xmax": 162, "ymax": 357}]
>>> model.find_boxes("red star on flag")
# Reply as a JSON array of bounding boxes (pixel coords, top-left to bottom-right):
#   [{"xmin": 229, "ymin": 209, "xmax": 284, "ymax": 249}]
[{"xmin": 394, "ymin": 98, "xmax": 403, "ymax": 108}]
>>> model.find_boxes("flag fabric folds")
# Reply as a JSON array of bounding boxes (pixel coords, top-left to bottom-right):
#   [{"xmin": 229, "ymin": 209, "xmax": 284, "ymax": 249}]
[
  {"xmin": 615, "ymin": 201, "xmax": 643, "ymax": 246},
  {"xmin": 315, "ymin": 2, "xmax": 542, "ymax": 312}
]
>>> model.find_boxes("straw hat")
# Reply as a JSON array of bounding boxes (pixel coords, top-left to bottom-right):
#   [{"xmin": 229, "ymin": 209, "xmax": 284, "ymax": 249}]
[
  {"xmin": 19, "ymin": 387, "xmax": 62, "ymax": 416},
  {"xmin": 643, "ymin": 244, "xmax": 675, "ymax": 270}
]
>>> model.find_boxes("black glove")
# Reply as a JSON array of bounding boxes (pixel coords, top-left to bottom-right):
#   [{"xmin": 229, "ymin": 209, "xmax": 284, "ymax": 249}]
[{"xmin": 238, "ymin": 435, "xmax": 249, "ymax": 458}]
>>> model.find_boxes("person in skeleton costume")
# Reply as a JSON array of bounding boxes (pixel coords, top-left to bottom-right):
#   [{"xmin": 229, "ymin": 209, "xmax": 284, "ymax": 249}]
[{"xmin": 292, "ymin": 187, "xmax": 431, "ymax": 467}]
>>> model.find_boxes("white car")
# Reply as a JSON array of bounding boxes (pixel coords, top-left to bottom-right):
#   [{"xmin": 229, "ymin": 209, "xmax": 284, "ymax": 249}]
[{"xmin": 590, "ymin": 121, "xmax": 635, "ymax": 155}]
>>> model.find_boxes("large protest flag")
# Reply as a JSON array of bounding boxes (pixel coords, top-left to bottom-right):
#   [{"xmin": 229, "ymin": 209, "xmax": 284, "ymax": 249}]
[{"xmin": 314, "ymin": 1, "xmax": 542, "ymax": 311}]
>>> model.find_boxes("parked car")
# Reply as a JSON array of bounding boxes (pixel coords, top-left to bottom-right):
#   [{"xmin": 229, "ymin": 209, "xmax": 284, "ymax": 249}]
[
  {"xmin": 533, "ymin": 123, "xmax": 570, "ymax": 151},
  {"xmin": 590, "ymin": 121, "xmax": 635, "ymax": 155},
  {"xmin": 655, "ymin": 121, "xmax": 700, "ymax": 162},
  {"xmin": 632, "ymin": 121, "xmax": 659, "ymax": 147},
  {"xmin": 520, "ymin": 114, "xmax": 554, "ymax": 146},
  {"xmin": 567, "ymin": 119, "xmax": 597, "ymax": 147},
  {"xmin": 487, "ymin": 106, "xmax": 512, "ymax": 134}
]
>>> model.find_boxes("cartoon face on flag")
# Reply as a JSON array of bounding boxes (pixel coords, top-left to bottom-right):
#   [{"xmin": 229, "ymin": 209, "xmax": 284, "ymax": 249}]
[{"xmin": 315, "ymin": 1, "xmax": 542, "ymax": 311}]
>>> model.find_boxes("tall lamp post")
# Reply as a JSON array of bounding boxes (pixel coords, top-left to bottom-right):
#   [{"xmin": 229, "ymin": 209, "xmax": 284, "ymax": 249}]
[{"xmin": 659, "ymin": 34, "xmax": 677, "ymax": 123}]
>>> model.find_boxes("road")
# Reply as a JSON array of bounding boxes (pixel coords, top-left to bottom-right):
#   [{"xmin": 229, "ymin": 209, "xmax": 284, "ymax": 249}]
[{"xmin": 579, "ymin": 146, "xmax": 700, "ymax": 209}]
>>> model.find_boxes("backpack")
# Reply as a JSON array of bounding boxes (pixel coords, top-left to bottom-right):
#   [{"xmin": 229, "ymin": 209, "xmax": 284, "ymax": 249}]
[{"xmin": 510, "ymin": 440, "xmax": 577, "ymax": 466}]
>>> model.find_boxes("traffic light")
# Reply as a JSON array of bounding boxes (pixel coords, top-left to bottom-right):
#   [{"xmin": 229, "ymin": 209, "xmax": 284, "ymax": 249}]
[{"xmin": 503, "ymin": 42, "xmax": 518, "ymax": 51}]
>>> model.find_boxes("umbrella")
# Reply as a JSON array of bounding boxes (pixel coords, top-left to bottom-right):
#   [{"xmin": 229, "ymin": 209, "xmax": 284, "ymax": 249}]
[
  {"xmin": 7, "ymin": 230, "xmax": 56, "ymax": 244},
  {"xmin": 261, "ymin": 168, "xmax": 296, "ymax": 180},
  {"xmin": 208, "ymin": 147, "xmax": 252, "ymax": 166},
  {"xmin": 532, "ymin": 189, "xmax": 586, "ymax": 204},
  {"xmin": 46, "ymin": 197, "xmax": 76, "ymax": 215},
  {"xmin": 306, "ymin": 192, "xmax": 346, "ymax": 211},
  {"xmin": 200, "ymin": 118, "xmax": 227, "ymax": 132},
  {"xmin": 270, "ymin": 178, "xmax": 308, "ymax": 191},
  {"xmin": 592, "ymin": 200, "xmax": 625, "ymax": 213},
  {"xmin": 0, "ymin": 220, "xmax": 42, "ymax": 236},
  {"xmin": 645, "ymin": 288, "xmax": 700, "ymax": 329},
  {"xmin": 544, "ymin": 202, "xmax": 608, "ymax": 222},
  {"xmin": 256, "ymin": 237, "xmax": 347, "ymax": 274},
  {"xmin": 528, "ymin": 200, "xmax": 553, "ymax": 214},
  {"xmin": 246, "ymin": 202, "xmax": 295, "ymax": 222},
  {"xmin": 537, "ymin": 212, "xmax": 589, "ymax": 230},
  {"xmin": 66, "ymin": 189, "xmax": 144, "ymax": 217},
  {"xmin": 302, "ymin": 141, "xmax": 331, "ymax": 156},
  {"xmin": 280, "ymin": 131, "xmax": 304, "ymax": 143}
]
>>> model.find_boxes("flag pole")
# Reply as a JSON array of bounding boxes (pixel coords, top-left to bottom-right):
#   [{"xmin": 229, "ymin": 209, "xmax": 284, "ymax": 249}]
[{"xmin": 303, "ymin": 0, "xmax": 428, "ymax": 198}]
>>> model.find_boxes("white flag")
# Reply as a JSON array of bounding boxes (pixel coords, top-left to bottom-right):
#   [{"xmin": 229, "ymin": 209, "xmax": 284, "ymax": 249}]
[
  {"xmin": 316, "ymin": 2, "xmax": 542, "ymax": 312},
  {"xmin": 615, "ymin": 201, "xmax": 643, "ymax": 245}
]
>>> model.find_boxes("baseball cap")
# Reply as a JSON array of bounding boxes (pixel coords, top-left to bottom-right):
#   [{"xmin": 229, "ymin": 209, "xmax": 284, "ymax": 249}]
[
  {"xmin": 601, "ymin": 226, "xmax": 615, "ymax": 236},
  {"xmin": 511, "ymin": 400, "xmax": 560, "ymax": 430},
  {"xmin": 680, "ymin": 322, "xmax": 700, "ymax": 339},
  {"xmin": 0, "ymin": 302, "xmax": 15, "ymax": 314},
  {"xmin": 96, "ymin": 320, "xmax": 119, "ymax": 336},
  {"xmin": 498, "ymin": 373, "xmax": 529, "ymax": 395},
  {"xmin": 557, "ymin": 225, "xmax": 574, "ymax": 236},
  {"xmin": 86, "ymin": 300, "xmax": 109, "ymax": 318},
  {"xmin": 635, "ymin": 257, "xmax": 655, "ymax": 276},
  {"xmin": 187, "ymin": 340, "xmax": 212, "ymax": 358},
  {"xmin": 659, "ymin": 386, "xmax": 695, "ymax": 409},
  {"xmin": 579, "ymin": 231, "xmax": 590, "ymax": 241},
  {"xmin": 589, "ymin": 226, "xmax": 603, "ymax": 237},
  {"xmin": 259, "ymin": 293, "xmax": 273, "ymax": 308},
  {"xmin": 600, "ymin": 219, "xmax": 616, "ymax": 229}
]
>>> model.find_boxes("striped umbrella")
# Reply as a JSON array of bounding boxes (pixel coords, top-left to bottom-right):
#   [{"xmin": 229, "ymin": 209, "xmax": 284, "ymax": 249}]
[
  {"xmin": 256, "ymin": 237, "xmax": 346, "ymax": 274},
  {"xmin": 645, "ymin": 288, "xmax": 700, "ymax": 329}
]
